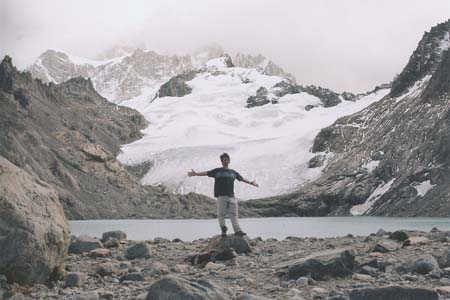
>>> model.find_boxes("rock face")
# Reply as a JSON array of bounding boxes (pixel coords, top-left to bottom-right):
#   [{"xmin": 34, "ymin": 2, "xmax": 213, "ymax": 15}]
[
  {"xmin": 242, "ymin": 19, "xmax": 450, "ymax": 217},
  {"xmin": 146, "ymin": 276, "xmax": 231, "ymax": 300},
  {"xmin": 0, "ymin": 56, "xmax": 216, "ymax": 220},
  {"xmin": 0, "ymin": 156, "xmax": 70, "ymax": 285}
]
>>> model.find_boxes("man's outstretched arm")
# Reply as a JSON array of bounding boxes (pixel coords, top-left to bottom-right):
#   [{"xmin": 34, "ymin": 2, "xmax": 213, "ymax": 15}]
[
  {"xmin": 188, "ymin": 169, "xmax": 208, "ymax": 176},
  {"xmin": 241, "ymin": 178, "xmax": 259, "ymax": 187}
]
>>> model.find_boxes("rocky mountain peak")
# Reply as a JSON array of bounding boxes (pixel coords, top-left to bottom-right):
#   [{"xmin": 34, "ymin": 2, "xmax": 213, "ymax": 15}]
[
  {"xmin": 0, "ymin": 56, "xmax": 17, "ymax": 91},
  {"xmin": 234, "ymin": 52, "xmax": 296, "ymax": 82},
  {"xmin": 390, "ymin": 19, "xmax": 450, "ymax": 97}
]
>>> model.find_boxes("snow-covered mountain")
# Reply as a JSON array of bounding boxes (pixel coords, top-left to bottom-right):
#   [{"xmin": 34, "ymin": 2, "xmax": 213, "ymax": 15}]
[
  {"xmin": 242, "ymin": 19, "xmax": 450, "ymax": 217},
  {"xmin": 117, "ymin": 55, "xmax": 389, "ymax": 199},
  {"xmin": 28, "ymin": 46, "xmax": 296, "ymax": 103}
]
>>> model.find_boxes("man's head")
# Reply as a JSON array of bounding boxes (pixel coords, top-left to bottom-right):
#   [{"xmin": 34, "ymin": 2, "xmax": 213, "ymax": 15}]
[{"xmin": 220, "ymin": 153, "xmax": 230, "ymax": 167}]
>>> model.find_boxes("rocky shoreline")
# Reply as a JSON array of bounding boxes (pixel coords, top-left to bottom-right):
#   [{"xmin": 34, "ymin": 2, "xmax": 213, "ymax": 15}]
[{"xmin": 3, "ymin": 228, "xmax": 450, "ymax": 300}]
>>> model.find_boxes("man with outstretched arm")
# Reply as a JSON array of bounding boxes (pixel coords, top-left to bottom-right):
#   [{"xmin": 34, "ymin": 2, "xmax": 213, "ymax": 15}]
[{"xmin": 188, "ymin": 152, "xmax": 259, "ymax": 237}]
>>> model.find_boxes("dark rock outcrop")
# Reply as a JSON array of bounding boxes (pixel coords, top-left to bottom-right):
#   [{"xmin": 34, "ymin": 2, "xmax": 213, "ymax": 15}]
[
  {"xmin": 0, "ymin": 156, "xmax": 70, "ymax": 285},
  {"xmin": 157, "ymin": 70, "xmax": 196, "ymax": 98}
]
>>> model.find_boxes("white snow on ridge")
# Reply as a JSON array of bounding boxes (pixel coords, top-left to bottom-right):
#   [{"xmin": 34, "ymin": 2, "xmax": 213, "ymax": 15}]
[
  {"xmin": 350, "ymin": 178, "xmax": 396, "ymax": 216},
  {"xmin": 118, "ymin": 61, "xmax": 390, "ymax": 199}
]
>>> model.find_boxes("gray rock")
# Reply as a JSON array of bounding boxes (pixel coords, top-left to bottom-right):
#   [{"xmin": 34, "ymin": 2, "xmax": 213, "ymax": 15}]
[
  {"xmin": 237, "ymin": 293, "xmax": 274, "ymax": 299},
  {"xmin": 308, "ymin": 154, "xmax": 326, "ymax": 168},
  {"xmin": 206, "ymin": 235, "xmax": 252, "ymax": 254},
  {"xmin": 278, "ymin": 248, "xmax": 355, "ymax": 280},
  {"xmin": 104, "ymin": 238, "xmax": 120, "ymax": 248},
  {"xmin": 125, "ymin": 242, "xmax": 151, "ymax": 259},
  {"xmin": 143, "ymin": 261, "xmax": 170, "ymax": 276},
  {"xmin": 157, "ymin": 71, "xmax": 196, "ymax": 98},
  {"xmin": 146, "ymin": 276, "xmax": 231, "ymax": 300},
  {"xmin": 295, "ymin": 277, "xmax": 309, "ymax": 286},
  {"xmin": 349, "ymin": 286, "xmax": 438, "ymax": 300},
  {"xmin": 407, "ymin": 254, "xmax": 442, "ymax": 276},
  {"xmin": 119, "ymin": 272, "xmax": 145, "ymax": 283},
  {"xmin": 65, "ymin": 272, "xmax": 86, "ymax": 287},
  {"xmin": 389, "ymin": 230, "xmax": 409, "ymax": 242},
  {"xmin": 101, "ymin": 230, "xmax": 127, "ymax": 242},
  {"xmin": 69, "ymin": 235, "xmax": 103, "ymax": 254},
  {"xmin": 370, "ymin": 239, "xmax": 400, "ymax": 253},
  {"xmin": 0, "ymin": 157, "xmax": 70, "ymax": 285},
  {"xmin": 95, "ymin": 263, "xmax": 121, "ymax": 277},
  {"xmin": 75, "ymin": 291, "xmax": 99, "ymax": 300}
]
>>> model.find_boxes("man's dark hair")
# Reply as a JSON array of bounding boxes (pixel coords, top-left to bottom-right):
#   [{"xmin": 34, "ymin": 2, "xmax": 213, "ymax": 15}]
[{"xmin": 220, "ymin": 153, "xmax": 230, "ymax": 161}]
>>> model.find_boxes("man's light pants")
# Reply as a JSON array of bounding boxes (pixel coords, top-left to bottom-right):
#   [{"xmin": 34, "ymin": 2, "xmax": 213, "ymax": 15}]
[{"xmin": 217, "ymin": 196, "xmax": 242, "ymax": 232}]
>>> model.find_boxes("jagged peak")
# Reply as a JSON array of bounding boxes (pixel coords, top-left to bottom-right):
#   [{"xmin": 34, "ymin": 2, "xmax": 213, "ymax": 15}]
[
  {"xmin": 390, "ymin": 19, "xmax": 450, "ymax": 98},
  {"xmin": 57, "ymin": 76, "xmax": 96, "ymax": 94},
  {"xmin": 0, "ymin": 56, "xmax": 18, "ymax": 92}
]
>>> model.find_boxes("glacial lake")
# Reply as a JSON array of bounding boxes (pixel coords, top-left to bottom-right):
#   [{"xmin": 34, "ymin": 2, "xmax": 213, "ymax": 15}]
[{"xmin": 70, "ymin": 217, "xmax": 450, "ymax": 241}]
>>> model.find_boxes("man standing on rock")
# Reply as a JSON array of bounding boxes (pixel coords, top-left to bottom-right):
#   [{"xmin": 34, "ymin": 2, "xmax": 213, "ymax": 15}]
[{"xmin": 188, "ymin": 153, "xmax": 259, "ymax": 237}]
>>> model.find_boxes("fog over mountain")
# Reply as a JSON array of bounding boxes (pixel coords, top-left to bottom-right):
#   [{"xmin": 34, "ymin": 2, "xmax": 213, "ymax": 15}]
[{"xmin": 2, "ymin": 0, "xmax": 450, "ymax": 92}]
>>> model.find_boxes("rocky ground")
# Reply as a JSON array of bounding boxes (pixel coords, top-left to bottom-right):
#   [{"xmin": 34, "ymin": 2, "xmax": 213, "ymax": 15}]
[{"xmin": 3, "ymin": 228, "xmax": 450, "ymax": 300}]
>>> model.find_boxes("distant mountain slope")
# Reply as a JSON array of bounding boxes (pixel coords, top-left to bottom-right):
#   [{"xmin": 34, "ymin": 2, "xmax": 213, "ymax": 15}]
[
  {"xmin": 0, "ymin": 56, "xmax": 215, "ymax": 220},
  {"xmin": 242, "ymin": 19, "xmax": 450, "ymax": 217}
]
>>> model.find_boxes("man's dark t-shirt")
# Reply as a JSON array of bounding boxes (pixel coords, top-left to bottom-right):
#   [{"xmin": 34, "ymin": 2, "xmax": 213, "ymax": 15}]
[{"xmin": 207, "ymin": 167, "xmax": 243, "ymax": 197}]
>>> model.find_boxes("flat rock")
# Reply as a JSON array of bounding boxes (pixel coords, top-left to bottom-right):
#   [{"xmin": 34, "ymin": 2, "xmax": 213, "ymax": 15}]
[
  {"xmin": 403, "ymin": 236, "xmax": 432, "ymax": 247},
  {"xmin": 69, "ymin": 235, "xmax": 103, "ymax": 254},
  {"xmin": 89, "ymin": 248, "xmax": 111, "ymax": 258},
  {"xmin": 277, "ymin": 248, "xmax": 356, "ymax": 280},
  {"xmin": 370, "ymin": 239, "xmax": 400, "ymax": 253},
  {"xmin": 349, "ymin": 286, "xmax": 438, "ymax": 300},
  {"xmin": 146, "ymin": 276, "xmax": 231, "ymax": 300}
]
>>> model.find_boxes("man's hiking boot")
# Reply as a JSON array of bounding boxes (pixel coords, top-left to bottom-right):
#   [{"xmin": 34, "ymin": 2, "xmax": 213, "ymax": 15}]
[
  {"xmin": 221, "ymin": 226, "xmax": 228, "ymax": 237},
  {"xmin": 234, "ymin": 231, "xmax": 246, "ymax": 236}
]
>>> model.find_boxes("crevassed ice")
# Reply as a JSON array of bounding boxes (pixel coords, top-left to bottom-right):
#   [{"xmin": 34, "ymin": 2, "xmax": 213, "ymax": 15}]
[{"xmin": 118, "ymin": 64, "xmax": 389, "ymax": 199}]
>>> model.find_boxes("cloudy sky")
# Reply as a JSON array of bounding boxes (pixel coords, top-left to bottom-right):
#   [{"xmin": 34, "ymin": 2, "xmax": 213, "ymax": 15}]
[{"xmin": 1, "ymin": 0, "xmax": 450, "ymax": 92}]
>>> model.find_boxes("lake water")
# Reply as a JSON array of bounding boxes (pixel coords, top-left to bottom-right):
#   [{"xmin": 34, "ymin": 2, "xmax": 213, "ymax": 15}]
[{"xmin": 70, "ymin": 217, "xmax": 450, "ymax": 241}]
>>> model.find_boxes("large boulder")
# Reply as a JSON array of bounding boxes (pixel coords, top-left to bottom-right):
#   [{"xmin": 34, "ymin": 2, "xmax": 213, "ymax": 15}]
[
  {"xmin": 146, "ymin": 276, "xmax": 231, "ymax": 300},
  {"xmin": 405, "ymin": 254, "xmax": 442, "ymax": 276},
  {"xmin": 0, "ymin": 156, "xmax": 70, "ymax": 284},
  {"xmin": 206, "ymin": 235, "xmax": 252, "ymax": 254},
  {"xmin": 125, "ymin": 242, "xmax": 151, "ymax": 259},
  {"xmin": 277, "ymin": 248, "xmax": 355, "ymax": 280},
  {"xmin": 349, "ymin": 286, "xmax": 438, "ymax": 300}
]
